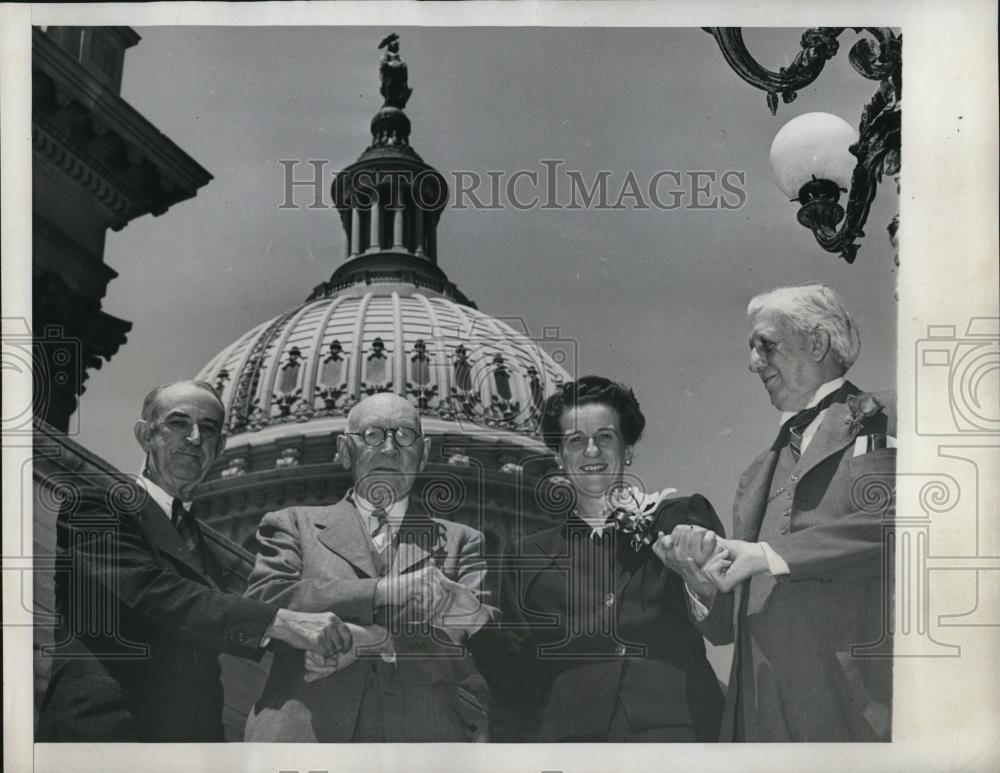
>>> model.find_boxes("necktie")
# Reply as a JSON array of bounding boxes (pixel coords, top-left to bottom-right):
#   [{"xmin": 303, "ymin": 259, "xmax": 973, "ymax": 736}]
[
  {"xmin": 171, "ymin": 498, "xmax": 200, "ymax": 552},
  {"xmin": 784, "ymin": 389, "xmax": 843, "ymax": 460},
  {"xmin": 370, "ymin": 508, "xmax": 389, "ymax": 543}
]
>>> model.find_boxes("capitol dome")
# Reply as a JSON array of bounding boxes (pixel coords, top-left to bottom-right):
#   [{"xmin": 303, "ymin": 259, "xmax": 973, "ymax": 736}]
[
  {"xmin": 191, "ymin": 36, "xmax": 572, "ymax": 551},
  {"xmin": 196, "ymin": 284, "xmax": 571, "ymax": 454}
]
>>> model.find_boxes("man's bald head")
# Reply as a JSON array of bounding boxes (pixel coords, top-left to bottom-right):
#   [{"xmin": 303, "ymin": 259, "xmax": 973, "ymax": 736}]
[
  {"xmin": 338, "ymin": 393, "xmax": 429, "ymax": 506},
  {"xmin": 346, "ymin": 393, "xmax": 422, "ymax": 434}
]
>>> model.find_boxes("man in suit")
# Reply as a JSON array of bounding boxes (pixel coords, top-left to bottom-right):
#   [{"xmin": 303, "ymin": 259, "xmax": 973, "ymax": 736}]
[
  {"xmin": 243, "ymin": 392, "xmax": 494, "ymax": 742},
  {"xmin": 36, "ymin": 380, "xmax": 354, "ymax": 742},
  {"xmin": 657, "ymin": 283, "xmax": 895, "ymax": 741}
]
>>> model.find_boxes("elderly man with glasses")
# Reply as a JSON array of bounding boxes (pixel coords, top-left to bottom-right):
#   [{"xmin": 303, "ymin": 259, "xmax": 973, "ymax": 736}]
[{"xmin": 243, "ymin": 392, "xmax": 495, "ymax": 742}]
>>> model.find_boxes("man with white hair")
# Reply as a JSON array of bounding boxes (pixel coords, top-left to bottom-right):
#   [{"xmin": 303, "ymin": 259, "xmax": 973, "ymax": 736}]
[
  {"xmin": 656, "ymin": 283, "xmax": 895, "ymax": 741},
  {"xmin": 243, "ymin": 392, "xmax": 494, "ymax": 742}
]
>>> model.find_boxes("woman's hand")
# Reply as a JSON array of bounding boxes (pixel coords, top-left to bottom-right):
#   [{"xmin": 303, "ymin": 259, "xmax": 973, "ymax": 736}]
[{"xmin": 653, "ymin": 524, "xmax": 729, "ymax": 600}]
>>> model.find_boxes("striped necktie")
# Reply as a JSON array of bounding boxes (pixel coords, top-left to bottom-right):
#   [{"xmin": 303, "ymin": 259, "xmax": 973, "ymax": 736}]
[
  {"xmin": 171, "ymin": 498, "xmax": 200, "ymax": 552},
  {"xmin": 370, "ymin": 508, "xmax": 389, "ymax": 543},
  {"xmin": 785, "ymin": 389, "xmax": 843, "ymax": 461}
]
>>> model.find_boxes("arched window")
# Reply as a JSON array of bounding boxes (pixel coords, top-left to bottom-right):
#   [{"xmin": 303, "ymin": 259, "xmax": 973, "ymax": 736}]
[
  {"xmin": 278, "ymin": 347, "xmax": 304, "ymax": 394},
  {"xmin": 319, "ymin": 340, "xmax": 345, "ymax": 386}
]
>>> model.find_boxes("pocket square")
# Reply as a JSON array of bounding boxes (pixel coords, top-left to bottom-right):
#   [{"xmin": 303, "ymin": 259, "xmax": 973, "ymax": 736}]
[{"xmin": 853, "ymin": 434, "xmax": 897, "ymax": 456}]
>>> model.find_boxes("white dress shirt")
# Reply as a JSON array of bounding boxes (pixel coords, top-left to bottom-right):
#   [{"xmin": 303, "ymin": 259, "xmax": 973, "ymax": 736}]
[
  {"xmin": 758, "ymin": 376, "xmax": 845, "ymax": 575},
  {"xmin": 351, "ymin": 489, "xmax": 409, "ymax": 552},
  {"xmin": 576, "ymin": 511, "xmax": 615, "ymax": 539},
  {"xmin": 350, "ymin": 489, "xmax": 411, "ymax": 661},
  {"xmin": 134, "ymin": 471, "xmax": 190, "ymax": 522}
]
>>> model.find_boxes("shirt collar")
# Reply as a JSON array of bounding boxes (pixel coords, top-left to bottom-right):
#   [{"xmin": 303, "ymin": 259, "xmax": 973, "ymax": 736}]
[
  {"xmin": 350, "ymin": 488, "xmax": 409, "ymax": 525},
  {"xmin": 568, "ymin": 509, "xmax": 615, "ymax": 538},
  {"xmin": 135, "ymin": 470, "xmax": 190, "ymax": 520},
  {"xmin": 779, "ymin": 376, "xmax": 846, "ymax": 426}
]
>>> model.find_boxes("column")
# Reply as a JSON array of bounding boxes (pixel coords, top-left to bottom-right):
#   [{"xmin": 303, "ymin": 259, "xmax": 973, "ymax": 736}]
[
  {"xmin": 414, "ymin": 207, "xmax": 425, "ymax": 256},
  {"xmin": 350, "ymin": 207, "xmax": 361, "ymax": 257},
  {"xmin": 393, "ymin": 208, "xmax": 405, "ymax": 250},
  {"xmin": 368, "ymin": 193, "xmax": 381, "ymax": 253}
]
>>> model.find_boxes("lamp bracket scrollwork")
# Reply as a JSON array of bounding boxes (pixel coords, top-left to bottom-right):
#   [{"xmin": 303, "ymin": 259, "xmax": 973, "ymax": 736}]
[{"xmin": 705, "ymin": 27, "xmax": 901, "ymax": 263}]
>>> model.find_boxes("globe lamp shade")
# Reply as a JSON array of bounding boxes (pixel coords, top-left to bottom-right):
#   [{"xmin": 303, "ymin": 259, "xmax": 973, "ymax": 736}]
[{"xmin": 769, "ymin": 112, "xmax": 859, "ymax": 200}]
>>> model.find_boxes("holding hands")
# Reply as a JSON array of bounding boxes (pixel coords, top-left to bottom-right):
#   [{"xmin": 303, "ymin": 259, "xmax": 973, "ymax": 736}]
[
  {"xmin": 654, "ymin": 525, "xmax": 771, "ymax": 596},
  {"xmin": 374, "ymin": 566, "xmax": 490, "ymax": 632},
  {"xmin": 305, "ymin": 569, "xmax": 491, "ymax": 682},
  {"xmin": 374, "ymin": 565, "xmax": 452, "ymax": 622},
  {"xmin": 430, "ymin": 576, "xmax": 491, "ymax": 637},
  {"xmin": 303, "ymin": 623, "xmax": 391, "ymax": 682},
  {"xmin": 266, "ymin": 608, "xmax": 354, "ymax": 657},
  {"xmin": 653, "ymin": 525, "xmax": 731, "ymax": 600}
]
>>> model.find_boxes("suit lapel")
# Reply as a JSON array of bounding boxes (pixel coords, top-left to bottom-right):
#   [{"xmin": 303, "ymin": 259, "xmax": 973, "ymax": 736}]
[
  {"xmin": 315, "ymin": 499, "xmax": 379, "ymax": 577},
  {"xmin": 136, "ymin": 495, "xmax": 211, "ymax": 580},
  {"xmin": 796, "ymin": 381, "xmax": 861, "ymax": 479},
  {"xmin": 514, "ymin": 524, "xmax": 569, "ymax": 606},
  {"xmin": 532, "ymin": 524, "xmax": 571, "ymax": 576}
]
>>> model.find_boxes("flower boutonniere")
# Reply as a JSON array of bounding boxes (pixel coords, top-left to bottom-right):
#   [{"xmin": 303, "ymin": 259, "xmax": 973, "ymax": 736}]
[
  {"xmin": 845, "ymin": 393, "xmax": 884, "ymax": 437},
  {"xmin": 607, "ymin": 485, "xmax": 677, "ymax": 552}
]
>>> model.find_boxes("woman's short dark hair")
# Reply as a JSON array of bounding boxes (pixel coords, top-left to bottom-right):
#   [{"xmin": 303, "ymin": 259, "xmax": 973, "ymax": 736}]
[{"xmin": 541, "ymin": 375, "xmax": 646, "ymax": 450}]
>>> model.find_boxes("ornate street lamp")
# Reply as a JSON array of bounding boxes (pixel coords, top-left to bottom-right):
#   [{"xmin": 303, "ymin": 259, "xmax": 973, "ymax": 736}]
[{"xmin": 705, "ymin": 27, "xmax": 901, "ymax": 263}]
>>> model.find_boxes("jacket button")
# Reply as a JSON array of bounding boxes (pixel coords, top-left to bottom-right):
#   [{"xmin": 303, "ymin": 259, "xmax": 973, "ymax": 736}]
[
  {"xmin": 604, "ymin": 592, "xmax": 615, "ymax": 607},
  {"xmin": 778, "ymin": 526, "xmax": 789, "ymax": 535},
  {"xmin": 615, "ymin": 644, "xmax": 627, "ymax": 656},
  {"xmin": 237, "ymin": 632, "xmax": 246, "ymax": 643},
  {"xmin": 790, "ymin": 474, "xmax": 799, "ymax": 482},
  {"xmin": 782, "ymin": 509, "xmax": 791, "ymax": 517}
]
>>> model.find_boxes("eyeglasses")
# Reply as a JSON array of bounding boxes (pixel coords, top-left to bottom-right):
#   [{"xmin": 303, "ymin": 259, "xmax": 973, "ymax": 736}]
[
  {"xmin": 156, "ymin": 417, "xmax": 222, "ymax": 440},
  {"xmin": 346, "ymin": 426, "xmax": 422, "ymax": 448}
]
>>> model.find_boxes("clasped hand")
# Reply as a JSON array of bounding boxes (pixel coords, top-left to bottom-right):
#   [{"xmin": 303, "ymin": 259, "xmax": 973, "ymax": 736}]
[
  {"xmin": 303, "ymin": 623, "xmax": 391, "ymax": 682},
  {"xmin": 374, "ymin": 565, "xmax": 454, "ymax": 622},
  {"xmin": 653, "ymin": 525, "xmax": 770, "ymax": 595},
  {"xmin": 304, "ymin": 571, "xmax": 486, "ymax": 682}
]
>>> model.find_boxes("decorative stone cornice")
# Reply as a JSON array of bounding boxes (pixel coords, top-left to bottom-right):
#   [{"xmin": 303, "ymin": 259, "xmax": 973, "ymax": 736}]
[
  {"xmin": 32, "ymin": 113, "xmax": 146, "ymax": 229},
  {"xmin": 32, "ymin": 28, "xmax": 212, "ymax": 229},
  {"xmin": 307, "ymin": 261, "xmax": 475, "ymax": 307}
]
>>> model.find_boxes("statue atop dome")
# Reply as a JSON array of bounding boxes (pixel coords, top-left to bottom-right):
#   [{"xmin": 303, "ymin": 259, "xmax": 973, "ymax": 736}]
[{"xmin": 378, "ymin": 33, "xmax": 412, "ymax": 109}]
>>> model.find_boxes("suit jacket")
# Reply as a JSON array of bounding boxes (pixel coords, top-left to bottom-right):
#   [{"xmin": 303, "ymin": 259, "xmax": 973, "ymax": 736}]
[
  {"xmin": 36, "ymin": 481, "xmax": 278, "ymax": 742},
  {"xmin": 469, "ymin": 495, "xmax": 727, "ymax": 742},
  {"xmin": 711, "ymin": 382, "xmax": 895, "ymax": 741},
  {"xmin": 243, "ymin": 497, "xmax": 493, "ymax": 742}
]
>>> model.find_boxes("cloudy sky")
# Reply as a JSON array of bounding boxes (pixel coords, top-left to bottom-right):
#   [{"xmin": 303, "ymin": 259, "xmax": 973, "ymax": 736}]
[{"xmin": 79, "ymin": 26, "xmax": 898, "ymax": 521}]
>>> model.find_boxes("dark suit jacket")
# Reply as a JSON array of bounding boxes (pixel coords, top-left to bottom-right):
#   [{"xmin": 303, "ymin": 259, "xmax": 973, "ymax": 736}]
[
  {"xmin": 243, "ymin": 497, "xmax": 493, "ymax": 742},
  {"xmin": 469, "ymin": 495, "xmax": 727, "ymax": 742},
  {"xmin": 709, "ymin": 382, "xmax": 895, "ymax": 741},
  {"xmin": 36, "ymin": 482, "xmax": 278, "ymax": 742}
]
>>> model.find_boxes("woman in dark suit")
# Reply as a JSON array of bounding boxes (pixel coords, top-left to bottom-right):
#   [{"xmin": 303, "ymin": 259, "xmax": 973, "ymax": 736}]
[{"xmin": 469, "ymin": 375, "xmax": 727, "ymax": 741}]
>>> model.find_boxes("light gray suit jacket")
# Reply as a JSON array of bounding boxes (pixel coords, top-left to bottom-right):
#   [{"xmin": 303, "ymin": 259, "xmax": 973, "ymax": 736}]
[{"xmin": 242, "ymin": 497, "xmax": 493, "ymax": 742}]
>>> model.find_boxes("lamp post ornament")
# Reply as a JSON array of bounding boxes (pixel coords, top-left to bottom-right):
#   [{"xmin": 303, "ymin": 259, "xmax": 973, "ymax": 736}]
[{"xmin": 705, "ymin": 28, "xmax": 901, "ymax": 264}]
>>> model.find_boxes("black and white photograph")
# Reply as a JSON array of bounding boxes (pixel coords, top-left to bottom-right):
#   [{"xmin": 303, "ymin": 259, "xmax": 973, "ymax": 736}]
[{"xmin": 2, "ymin": 3, "xmax": 998, "ymax": 772}]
